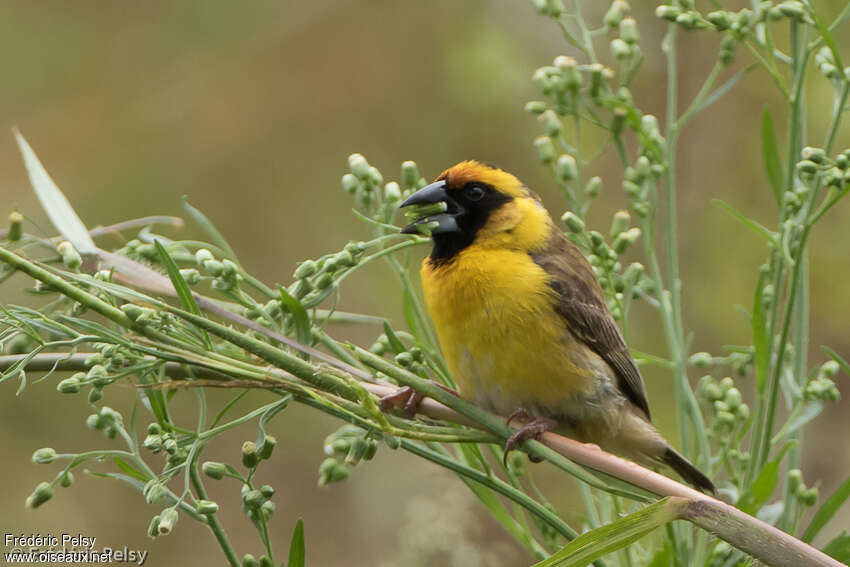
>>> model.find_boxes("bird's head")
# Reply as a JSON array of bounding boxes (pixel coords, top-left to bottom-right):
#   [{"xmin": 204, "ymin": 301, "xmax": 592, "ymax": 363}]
[{"xmin": 400, "ymin": 161, "xmax": 553, "ymax": 263}]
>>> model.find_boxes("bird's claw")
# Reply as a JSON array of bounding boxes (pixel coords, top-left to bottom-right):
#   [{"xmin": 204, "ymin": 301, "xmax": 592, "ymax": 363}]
[
  {"xmin": 378, "ymin": 386, "xmax": 424, "ymax": 418},
  {"xmin": 503, "ymin": 413, "xmax": 557, "ymax": 466}
]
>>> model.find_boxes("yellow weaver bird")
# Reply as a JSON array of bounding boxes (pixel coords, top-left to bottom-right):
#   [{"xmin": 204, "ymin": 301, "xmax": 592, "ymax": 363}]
[{"xmin": 393, "ymin": 160, "xmax": 714, "ymax": 492}]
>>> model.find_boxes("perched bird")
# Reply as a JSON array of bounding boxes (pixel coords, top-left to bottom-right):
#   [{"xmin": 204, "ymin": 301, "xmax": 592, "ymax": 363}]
[{"xmin": 394, "ymin": 160, "xmax": 714, "ymax": 492}]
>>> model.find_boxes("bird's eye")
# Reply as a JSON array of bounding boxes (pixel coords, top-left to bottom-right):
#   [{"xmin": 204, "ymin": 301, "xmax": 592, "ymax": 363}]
[{"xmin": 464, "ymin": 185, "xmax": 486, "ymax": 201}]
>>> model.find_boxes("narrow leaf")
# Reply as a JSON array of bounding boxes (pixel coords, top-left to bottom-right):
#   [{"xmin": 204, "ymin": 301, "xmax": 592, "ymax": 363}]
[
  {"xmin": 182, "ymin": 197, "xmax": 239, "ymax": 264},
  {"xmin": 532, "ymin": 498, "xmax": 682, "ymax": 567},
  {"xmin": 382, "ymin": 322, "xmax": 406, "ymax": 354},
  {"xmin": 712, "ymin": 199, "xmax": 775, "ymax": 243},
  {"xmin": 753, "ymin": 271, "xmax": 769, "ymax": 393},
  {"xmin": 761, "ymin": 108, "xmax": 784, "ymax": 205},
  {"xmin": 279, "ymin": 287, "xmax": 312, "ymax": 355},
  {"xmin": 738, "ymin": 445, "xmax": 791, "ymax": 515},
  {"xmin": 803, "ymin": 476, "xmax": 850, "ymax": 543},
  {"xmin": 695, "ymin": 64, "xmax": 756, "ymax": 114},
  {"xmin": 822, "ymin": 532, "xmax": 850, "ymax": 564},
  {"xmin": 154, "ymin": 240, "xmax": 211, "ymax": 349},
  {"xmin": 287, "ymin": 518, "xmax": 305, "ymax": 567},
  {"xmin": 113, "ymin": 457, "xmax": 150, "ymax": 483},
  {"xmin": 821, "ymin": 346, "xmax": 850, "ymax": 378},
  {"xmin": 14, "ymin": 129, "xmax": 97, "ymax": 254},
  {"xmin": 807, "ymin": 5, "xmax": 844, "ymax": 71}
]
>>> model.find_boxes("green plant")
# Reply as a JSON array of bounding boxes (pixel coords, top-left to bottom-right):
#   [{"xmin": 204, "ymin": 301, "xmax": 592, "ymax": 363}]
[{"xmin": 2, "ymin": 1, "xmax": 850, "ymax": 566}]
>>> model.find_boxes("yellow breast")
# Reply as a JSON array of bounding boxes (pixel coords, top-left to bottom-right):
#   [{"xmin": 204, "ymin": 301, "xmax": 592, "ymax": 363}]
[{"xmin": 421, "ymin": 246, "xmax": 597, "ymax": 416}]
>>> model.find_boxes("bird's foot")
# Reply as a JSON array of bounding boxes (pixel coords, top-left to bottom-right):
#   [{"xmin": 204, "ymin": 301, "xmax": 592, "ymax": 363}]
[
  {"xmin": 504, "ymin": 412, "xmax": 557, "ymax": 465},
  {"xmin": 378, "ymin": 386, "xmax": 424, "ymax": 418},
  {"xmin": 378, "ymin": 383, "xmax": 458, "ymax": 418}
]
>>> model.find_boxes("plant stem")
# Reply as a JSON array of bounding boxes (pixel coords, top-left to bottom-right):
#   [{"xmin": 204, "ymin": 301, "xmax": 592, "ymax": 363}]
[{"xmin": 189, "ymin": 461, "xmax": 240, "ymax": 567}]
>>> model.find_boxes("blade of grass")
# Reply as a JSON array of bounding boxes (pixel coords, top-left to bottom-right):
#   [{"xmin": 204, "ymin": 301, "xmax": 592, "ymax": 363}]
[
  {"xmin": 154, "ymin": 240, "xmax": 211, "ymax": 350},
  {"xmin": 182, "ymin": 196, "xmax": 239, "ymax": 264},
  {"xmin": 802, "ymin": 476, "xmax": 850, "ymax": 543}
]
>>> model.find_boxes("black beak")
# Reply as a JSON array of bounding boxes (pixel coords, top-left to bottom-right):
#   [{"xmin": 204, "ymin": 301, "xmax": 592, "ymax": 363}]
[{"xmin": 399, "ymin": 180, "xmax": 464, "ymax": 235}]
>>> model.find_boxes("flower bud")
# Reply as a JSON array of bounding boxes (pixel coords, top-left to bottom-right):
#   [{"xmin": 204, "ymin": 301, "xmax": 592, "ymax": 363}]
[
  {"xmin": 724, "ymin": 387, "xmax": 742, "ymax": 408},
  {"xmin": 242, "ymin": 441, "xmax": 259, "ymax": 468},
  {"xmin": 202, "ymin": 461, "xmax": 227, "ymax": 480},
  {"xmin": 796, "ymin": 160, "xmax": 819, "ymax": 174},
  {"xmin": 158, "ymin": 508, "xmax": 178, "ymax": 535},
  {"xmin": 368, "ymin": 166, "xmax": 383, "ymax": 187},
  {"xmin": 348, "ymin": 154, "xmax": 370, "ymax": 180},
  {"xmin": 612, "ymin": 227, "xmax": 641, "ymax": 254},
  {"xmin": 384, "ymin": 181, "xmax": 402, "ymax": 202},
  {"xmin": 540, "ymin": 110, "xmax": 563, "ymax": 137},
  {"xmin": 147, "ymin": 516, "xmax": 161, "ymax": 538},
  {"xmin": 524, "ymin": 101, "xmax": 547, "ymax": 115},
  {"xmin": 801, "ymin": 147, "xmax": 826, "ymax": 164},
  {"xmin": 257, "ymin": 435, "xmax": 276, "ymax": 460},
  {"xmin": 57, "ymin": 376, "xmax": 81, "ymax": 394},
  {"xmin": 195, "ymin": 248, "xmax": 214, "ymax": 264},
  {"xmin": 26, "ymin": 482, "xmax": 54, "ymax": 509},
  {"xmin": 719, "ymin": 376, "xmax": 735, "ymax": 391},
  {"xmin": 821, "ymin": 360, "xmax": 840, "ymax": 379},
  {"xmin": 242, "ymin": 555, "xmax": 260, "ymax": 567},
  {"xmin": 202, "ymin": 259, "xmax": 224, "ymax": 277},
  {"xmin": 778, "ymin": 1, "xmax": 805, "ymax": 20},
  {"xmin": 401, "ymin": 161, "xmax": 420, "ymax": 188},
  {"xmin": 7, "ymin": 211, "xmax": 23, "ymax": 241},
  {"xmin": 609, "ymin": 210, "xmax": 631, "ymax": 240},
  {"xmin": 707, "ymin": 10, "xmax": 731, "ymax": 30},
  {"xmin": 243, "ymin": 489, "xmax": 264, "ymax": 509},
  {"xmin": 341, "ymin": 173, "xmax": 359, "ymax": 195},
  {"xmin": 57, "ymin": 241, "xmax": 82, "ymax": 270},
  {"xmin": 534, "ymin": 136, "xmax": 556, "ymax": 164},
  {"xmin": 585, "ymin": 176, "xmax": 602, "ymax": 197},
  {"xmin": 655, "ymin": 5, "xmax": 681, "ymax": 21},
  {"xmin": 556, "ymin": 154, "xmax": 578, "ymax": 182},
  {"xmin": 59, "ymin": 471, "xmax": 74, "ymax": 488},
  {"xmin": 318, "ymin": 458, "xmax": 349, "ymax": 486},
  {"xmin": 604, "ymin": 0, "xmax": 629, "ymax": 28},
  {"xmin": 260, "ymin": 501, "xmax": 275, "ymax": 520},
  {"xmin": 619, "ymin": 18, "xmax": 639, "ymax": 44},
  {"xmin": 143, "ymin": 433, "xmax": 163, "ymax": 454},
  {"xmin": 610, "ymin": 38, "xmax": 632, "ymax": 60},
  {"xmin": 32, "ymin": 448, "xmax": 56, "ymax": 464},
  {"xmin": 561, "ymin": 211, "xmax": 585, "ymax": 233}
]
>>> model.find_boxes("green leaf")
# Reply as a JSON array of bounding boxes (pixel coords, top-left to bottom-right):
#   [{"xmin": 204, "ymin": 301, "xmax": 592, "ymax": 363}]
[
  {"xmin": 803, "ymin": 476, "xmax": 850, "ymax": 543},
  {"xmin": 532, "ymin": 498, "xmax": 682, "ymax": 567},
  {"xmin": 738, "ymin": 445, "xmax": 791, "ymax": 515},
  {"xmin": 279, "ymin": 286, "xmax": 312, "ymax": 356},
  {"xmin": 712, "ymin": 199, "xmax": 775, "ymax": 243},
  {"xmin": 382, "ymin": 322, "xmax": 406, "ymax": 354},
  {"xmin": 255, "ymin": 395, "xmax": 291, "ymax": 451},
  {"xmin": 753, "ymin": 271, "xmax": 769, "ymax": 393},
  {"xmin": 14, "ymin": 129, "xmax": 97, "ymax": 254},
  {"xmin": 154, "ymin": 240, "xmax": 211, "ymax": 349},
  {"xmin": 113, "ymin": 457, "xmax": 150, "ymax": 483},
  {"xmin": 806, "ymin": 5, "xmax": 844, "ymax": 71},
  {"xmin": 822, "ymin": 531, "xmax": 850, "ymax": 564},
  {"xmin": 761, "ymin": 108, "xmax": 784, "ymax": 205},
  {"xmin": 287, "ymin": 518, "xmax": 305, "ymax": 567},
  {"xmin": 182, "ymin": 197, "xmax": 239, "ymax": 264},
  {"xmin": 695, "ymin": 63, "xmax": 756, "ymax": 114}
]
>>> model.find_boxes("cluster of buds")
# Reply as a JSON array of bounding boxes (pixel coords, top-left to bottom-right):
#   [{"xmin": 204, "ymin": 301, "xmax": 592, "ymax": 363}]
[
  {"xmin": 318, "ymin": 456, "xmax": 350, "ymax": 486},
  {"xmin": 815, "ymin": 47, "xmax": 850, "ymax": 83},
  {"xmin": 341, "ymin": 154, "xmax": 407, "ymax": 216},
  {"xmin": 531, "ymin": 0, "xmax": 564, "ymax": 18},
  {"xmin": 194, "ymin": 249, "xmax": 241, "ymax": 292},
  {"xmin": 528, "ymin": 56, "xmax": 615, "ymax": 117},
  {"xmin": 56, "ymin": 362, "xmax": 112, "ymax": 403},
  {"xmin": 241, "ymin": 483, "xmax": 276, "ymax": 523},
  {"xmin": 788, "ymin": 469, "xmax": 819, "ymax": 506},
  {"xmin": 85, "ymin": 406, "xmax": 124, "ymax": 440},
  {"xmin": 288, "ymin": 240, "xmax": 366, "ymax": 307},
  {"xmin": 796, "ymin": 146, "xmax": 850, "ymax": 193},
  {"xmin": 88, "ymin": 343, "xmax": 141, "ymax": 373},
  {"xmin": 324, "ymin": 425, "xmax": 379, "ymax": 468},
  {"xmin": 622, "ymin": 153, "xmax": 664, "ymax": 218},
  {"xmin": 804, "ymin": 360, "xmax": 841, "ymax": 402},
  {"xmin": 689, "ymin": 348, "xmax": 754, "ymax": 377},
  {"xmin": 610, "ymin": 17, "xmax": 641, "ymax": 62},
  {"xmin": 242, "ymin": 435, "xmax": 277, "ymax": 469},
  {"xmin": 142, "ymin": 423, "xmax": 191, "ymax": 466},
  {"xmin": 699, "ymin": 376, "xmax": 750, "ymax": 433},
  {"xmin": 369, "ymin": 332, "xmax": 429, "ymax": 377}
]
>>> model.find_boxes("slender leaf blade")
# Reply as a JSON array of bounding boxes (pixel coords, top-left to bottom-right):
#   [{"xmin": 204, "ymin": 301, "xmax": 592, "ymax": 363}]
[
  {"xmin": 287, "ymin": 518, "xmax": 305, "ymax": 567},
  {"xmin": 382, "ymin": 322, "xmax": 406, "ymax": 354},
  {"xmin": 14, "ymin": 129, "xmax": 97, "ymax": 254},
  {"xmin": 822, "ymin": 532, "xmax": 850, "ymax": 564},
  {"xmin": 822, "ymin": 346, "xmax": 850, "ymax": 378},
  {"xmin": 532, "ymin": 498, "xmax": 681, "ymax": 567},
  {"xmin": 753, "ymin": 271, "xmax": 769, "ymax": 393},
  {"xmin": 182, "ymin": 197, "xmax": 239, "ymax": 264},
  {"xmin": 803, "ymin": 476, "xmax": 850, "ymax": 543},
  {"xmin": 153, "ymin": 240, "xmax": 211, "ymax": 349},
  {"xmin": 712, "ymin": 199, "xmax": 775, "ymax": 243},
  {"xmin": 113, "ymin": 457, "xmax": 150, "ymax": 483},
  {"xmin": 279, "ymin": 287, "xmax": 312, "ymax": 353},
  {"xmin": 761, "ymin": 108, "xmax": 784, "ymax": 205}
]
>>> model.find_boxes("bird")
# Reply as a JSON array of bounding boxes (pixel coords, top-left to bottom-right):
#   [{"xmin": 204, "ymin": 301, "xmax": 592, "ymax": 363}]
[{"xmin": 389, "ymin": 160, "xmax": 714, "ymax": 493}]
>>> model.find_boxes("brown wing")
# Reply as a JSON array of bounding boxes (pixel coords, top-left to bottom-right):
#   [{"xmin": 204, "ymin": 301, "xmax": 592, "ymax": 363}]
[{"xmin": 532, "ymin": 230, "xmax": 651, "ymax": 421}]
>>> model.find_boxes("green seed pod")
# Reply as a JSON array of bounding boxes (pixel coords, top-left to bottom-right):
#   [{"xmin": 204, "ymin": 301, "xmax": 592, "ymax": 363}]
[
  {"xmin": 147, "ymin": 515, "xmax": 161, "ymax": 539},
  {"xmin": 258, "ymin": 435, "xmax": 276, "ymax": 460},
  {"xmin": 612, "ymin": 227, "xmax": 640, "ymax": 254},
  {"xmin": 604, "ymin": 0, "xmax": 629, "ymax": 28},
  {"xmin": 144, "ymin": 482, "xmax": 168, "ymax": 504},
  {"xmin": 655, "ymin": 5, "xmax": 680, "ymax": 21},
  {"xmin": 534, "ymin": 136, "xmax": 556, "ymax": 164},
  {"xmin": 585, "ymin": 176, "xmax": 602, "ymax": 198},
  {"xmin": 32, "ymin": 447, "xmax": 56, "ymax": 464},
  {"xmin": 88, "ymin": 387, "xmax": 103, "ymax": 403},
  {"xmin": 242, "ymin": 555, "xmax": 260, "ymax": 567},
  {"xmin": 57, "ymin": 241, "xmax": 82, "ymax": 270},
  {"xmin": 401, "ymin": 161, "xmax": 420, "ymax": 189},
  {"xmin": 59, "ymin": 471, "xmax": 74, "ymax": 488},
  {"xmin": 348, "ymin": 153, "xmax": 370, "ymax": 180},
  {"xmin": 243, "ymin": 489, "xmax": 265, "ymax": 509},
  {"xmin": 555, "ymin": 154, "xmax": 578, "ymax": 183},
  {"xmin": 524, "ymin": 101, "xmax": 547, "ymax": 115},
  {"xmin": 242, "ymin": 441, "xmax": 259, "ymax": 468},
  {"xmin": 202, "ymin": 461, "xmax": 227, "ymax": 480},
  {"xmin": 196, "ymin": 500, "xmax": 219, "ymax": 515},
  {"xmin": 26, "ymin": 482, "xmax": 54, "ymax": 509},
  {"xmin": 158, "ymin": 508, "xmax": 178, "ymax": 535},
  {"xmin": 610, "ymin": 38, "xmax": 632, "ymax": 60},
  {"xmin": 341, "ymin": 173, "xmax": 359, "ymax": 195},
  {"xmin": 57, "ymin": 376, "xmax": 81, "ymax": 394},
  {"xmin": 7, "ymin": 211, "xmax": 23, "ymax": 241},
  {"xmin": 561, "ymin": 212, "xmax": 585, "ymax": 233},
  {"xmin": 318, "ymin": 457, "xmax": 349, "ymax": 486},
  {"xmin": 609, "ymin": 210, "xmax": 631, "ymax": 240},
  {"xmin": 620, "ymin": 17, "xmax": 639, "ymax": 44},
  {"xmin": 540, "ymin": 110, "xmax": 563, "ymax": 137}
]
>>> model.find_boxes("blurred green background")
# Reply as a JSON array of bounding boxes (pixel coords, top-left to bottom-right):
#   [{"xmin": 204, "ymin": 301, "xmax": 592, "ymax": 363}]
[{"xmin": 1, "ymin": 1, "xmax": 849, "ymax": 565}]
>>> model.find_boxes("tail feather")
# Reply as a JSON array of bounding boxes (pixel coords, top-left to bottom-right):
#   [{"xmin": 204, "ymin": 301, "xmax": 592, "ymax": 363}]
[{"xmin": 661, "ymin": 446, "xmax": 715, "ymax": 494}]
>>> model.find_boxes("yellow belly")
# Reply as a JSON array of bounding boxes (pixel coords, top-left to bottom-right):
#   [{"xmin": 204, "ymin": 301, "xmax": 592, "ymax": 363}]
[{"xmin": 421, "ymin": 246, "xmax": 598, "ymax": 417}]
